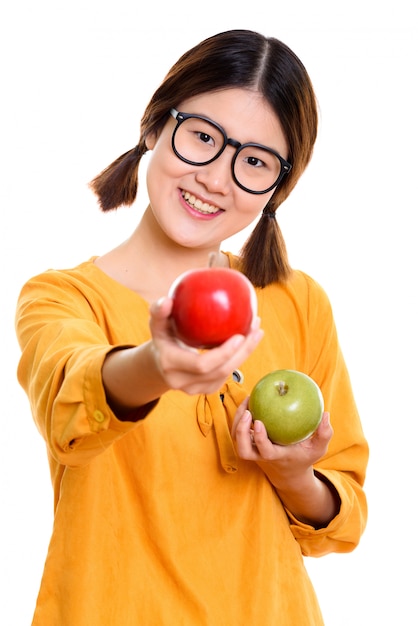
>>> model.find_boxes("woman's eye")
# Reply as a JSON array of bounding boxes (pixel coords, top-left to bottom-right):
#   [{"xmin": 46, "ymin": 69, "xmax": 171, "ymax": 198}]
[
  {"xmin": 197, "ymin": 132, "xmax": 214, "ymax": 146},
  {"xmin": 246, "ymin": 156, "xmax": 264, "ymax": 168}
]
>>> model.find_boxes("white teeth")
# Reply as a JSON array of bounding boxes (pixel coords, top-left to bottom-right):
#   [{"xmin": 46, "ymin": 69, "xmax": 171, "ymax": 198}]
[{"xmin": 183, "ymin": 191, "xmax": 218, "ymax": 214}]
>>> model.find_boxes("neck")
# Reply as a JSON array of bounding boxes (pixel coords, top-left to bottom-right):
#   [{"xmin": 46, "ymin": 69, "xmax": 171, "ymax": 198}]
[
  {"xmin": 95, "ymin": 206, "xmax": 230, "ymax": 303},
  {"xmin": 133, "ymin": 206, "xmax": 228, "ymax": 272}
]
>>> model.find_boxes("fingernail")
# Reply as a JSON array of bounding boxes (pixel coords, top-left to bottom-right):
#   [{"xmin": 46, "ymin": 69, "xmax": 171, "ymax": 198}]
[
  {"xmin": 254, "ymin": 329, "xmax": 264, "ymax": 341},
  {"xmin": 230, "ymin": 335, "xmax": 245, "ymax": 349},
  {"xmin": 252, "ymin": 316, "xmax": 261, "ymax": 330}
]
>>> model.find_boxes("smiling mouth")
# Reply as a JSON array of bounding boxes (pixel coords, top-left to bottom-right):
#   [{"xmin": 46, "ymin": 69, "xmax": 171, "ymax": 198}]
[{"xmin": 182, "ymin": 191, "xmax": 221, "ymax": 215}]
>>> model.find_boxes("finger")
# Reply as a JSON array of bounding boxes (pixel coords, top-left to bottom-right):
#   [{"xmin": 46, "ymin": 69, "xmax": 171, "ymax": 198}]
[
  {"xmin": 250, "ymin": 315, "xmax": 262, "ymax": 332},
  {"xmin": 232, "ymin": 324, "xmax": 264, "ymax": 359},
  {"xmin": 299, "ymin": 412, "xmax": 333, "ymax": 460},
  {"xmin": 231, "ymin": 397, "xmax": 249, "ymax": 439},
  {"xmin": 175, "ymin": 334, "xmax": 247, "ymax": 378},
  {"xmin": 251, "ymin": 419, "xmax": 279, "ymax": 459},
  {"xmin": 149, "ymin": 298, "xmax": 194, "ymax": 350},
  {"xmin": 233, "ymin": 409, "xmax": 259, "ymax": 458},
  {"xmin": 149, "ymin": 296, "xmax": 173, "ymax": 320},
  {"xmin": 199, "ymin": 322, "xmax": 264, "ymax": 374},
  {"xmin": 315, "ymin": 412, "xmax": 333, "ymax": 441}
]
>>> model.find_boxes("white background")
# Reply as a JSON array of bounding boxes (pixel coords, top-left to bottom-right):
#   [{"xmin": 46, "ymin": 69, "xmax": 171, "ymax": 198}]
[{"xmin": 1, "ymin": 1, "xmax": 417, "ymax": 624}]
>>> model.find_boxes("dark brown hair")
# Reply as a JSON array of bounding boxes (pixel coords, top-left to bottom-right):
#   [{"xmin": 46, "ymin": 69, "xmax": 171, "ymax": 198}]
[{"xmin": 89, "ymin": 29, "xmax": 318, "ymax": 287}]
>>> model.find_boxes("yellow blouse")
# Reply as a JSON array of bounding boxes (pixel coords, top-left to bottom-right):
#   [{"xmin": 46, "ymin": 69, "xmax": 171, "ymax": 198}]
[{"xmin": 16, "ymin": 255, "xmax": 368, "ymax": 626}]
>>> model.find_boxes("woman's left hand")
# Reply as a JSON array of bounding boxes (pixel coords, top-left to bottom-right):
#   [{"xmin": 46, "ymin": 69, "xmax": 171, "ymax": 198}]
[
  {"xmin": 232, "ymin": 397, "xmax": 332, "ymax": 470},
  {"xmin": 231, "ymin": 398, "xmax": 339, "ymax": 527}
]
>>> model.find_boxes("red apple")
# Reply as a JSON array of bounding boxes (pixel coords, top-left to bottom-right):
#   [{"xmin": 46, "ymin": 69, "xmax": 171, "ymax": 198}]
[
  {"xmin": 168, "ymin": 267, "xmax": 257, "ymax": 349},
  {"xmin": 249, "ymin": 369, "xmax": 324, "ymax": 445}
]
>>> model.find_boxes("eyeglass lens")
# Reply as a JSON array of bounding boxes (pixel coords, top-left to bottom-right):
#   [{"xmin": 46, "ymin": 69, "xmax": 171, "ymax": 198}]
[{"xmin": 173, "ymin": 116, "xmax": 283, "ymax": 194}]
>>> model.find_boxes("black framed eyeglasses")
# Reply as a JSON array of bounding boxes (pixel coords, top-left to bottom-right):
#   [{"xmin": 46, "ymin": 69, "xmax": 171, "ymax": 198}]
[{"xmin": 170, "ymin": 108, "xmax": 292, "ymax": 195}]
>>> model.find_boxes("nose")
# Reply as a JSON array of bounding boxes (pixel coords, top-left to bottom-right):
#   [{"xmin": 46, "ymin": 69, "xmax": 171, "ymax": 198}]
[{"xmin": 194, "ymin": 148, "xmax": 234, "ymax": 194}]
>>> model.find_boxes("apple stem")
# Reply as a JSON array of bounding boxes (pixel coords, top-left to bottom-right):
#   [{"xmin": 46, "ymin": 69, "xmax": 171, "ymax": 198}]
[{"xmin": 277, "ymin": 381, "xmax": 288, "ymax": 396}]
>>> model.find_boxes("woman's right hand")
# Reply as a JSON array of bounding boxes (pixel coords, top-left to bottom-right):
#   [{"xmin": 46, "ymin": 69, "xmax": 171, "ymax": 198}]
[
  {"xmin": 147, "ymin": 296, "xmax": 264, "ymax": 396},
  {"xmin": 102, "ymin": 296, "xmax": 263, "ymax": 415}
]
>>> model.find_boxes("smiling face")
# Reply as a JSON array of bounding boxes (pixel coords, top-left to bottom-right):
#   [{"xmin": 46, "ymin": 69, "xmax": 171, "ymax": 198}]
[{"xmin": 145, "ymin": 88, "xmax": 289, "ymax": 252}]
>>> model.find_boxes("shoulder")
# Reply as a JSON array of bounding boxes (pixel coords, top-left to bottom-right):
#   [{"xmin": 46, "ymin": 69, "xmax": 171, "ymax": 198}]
[
  {"xmin": 286, "ymin": 269, "xmax": 331, "ymax": 306},
  {"xmin": 17, "ymin": 258, "xmax": 116, "ymax": 301},
  {"xmin": 225, "ymin": 252, "xmax": 330, "ymax": 305},
  {"xmin": 260, "ymin": 270, "xmax": 334, "ymax": 331},
  {"xmin": 15, "ymin": 258, "xmax": 121, "ymax": 323},
  {"xmin": 224, "ymin": 251, "xmax": 333, "ymax": 315},
  {"xmin": 16, "ymin": 257, "xmax": 147, "ymax": 320}
]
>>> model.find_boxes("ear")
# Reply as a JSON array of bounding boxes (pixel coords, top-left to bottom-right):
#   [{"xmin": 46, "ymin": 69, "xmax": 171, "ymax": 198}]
[{"xmin": 145, "ymin": 131, "xmax": 158, "ymax": 151}]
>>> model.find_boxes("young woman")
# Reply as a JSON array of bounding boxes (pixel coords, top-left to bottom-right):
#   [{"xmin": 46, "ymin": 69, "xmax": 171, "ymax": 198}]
[{"xmin": 16, "ymin": 29, "xmax": 368, "ymax": 625}]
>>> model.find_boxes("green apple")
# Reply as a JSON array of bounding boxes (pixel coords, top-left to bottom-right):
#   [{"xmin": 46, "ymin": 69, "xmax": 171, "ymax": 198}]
[{"xmin": 248, "ymin": 369, "xmax": 324, "ymax": 445}]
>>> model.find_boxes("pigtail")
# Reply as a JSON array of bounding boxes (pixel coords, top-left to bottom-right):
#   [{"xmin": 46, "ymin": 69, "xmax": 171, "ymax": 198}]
[
  {"xmin": 89, "ymin": 141, "xmax": 146, "ymax": 212},
  {"xmin": 239, "ymin": 209, "xmax": 292, "ymax": 288}
]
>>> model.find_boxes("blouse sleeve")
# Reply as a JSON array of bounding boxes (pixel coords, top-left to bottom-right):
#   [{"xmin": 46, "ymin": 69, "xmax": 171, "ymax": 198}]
[
  {"xmin": 287, "ymin": 273, "xmax": 369, "ymax": 556},
  {"xmin": 15, "ymin": 270, "xmax": 154, "ymax": 468}
]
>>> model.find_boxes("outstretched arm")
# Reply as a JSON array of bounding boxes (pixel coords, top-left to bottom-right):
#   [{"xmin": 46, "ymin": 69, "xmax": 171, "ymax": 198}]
[{"xmin": 102, "ymin": 297, "xmax": 264, "ymax": 418}]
